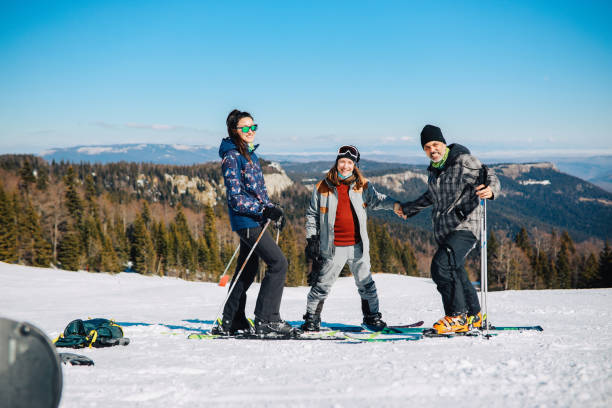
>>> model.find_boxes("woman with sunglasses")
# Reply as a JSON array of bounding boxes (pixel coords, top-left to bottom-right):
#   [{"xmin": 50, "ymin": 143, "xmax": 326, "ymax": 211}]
[
  {"xmin": 302, "ymin": 145, "xmax": 404, "ymax": 331},
  {"xmin": 216, "ymin": 109, "xmax": 293, "ymax": 337}
]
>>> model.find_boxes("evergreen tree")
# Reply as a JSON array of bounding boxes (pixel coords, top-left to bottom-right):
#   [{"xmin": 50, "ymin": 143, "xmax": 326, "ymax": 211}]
[
  {"xmin": 532, "ymin": 251, "xmax": 549, "ymax": 289},
  {"xmin": 167, "ymin": 224, "xmax": 179, "ymax": 271},
  {"xmin": 203, "ymin": 205, "xmax": 222, "ymax": 274},
  {"xmin": 58, "ymin": 232, "xmax": 82, "ymax": 271},
  {"xmin": 82, "ymin": 215, "xmax": 102, "ymax": 270},
  {"xmin": 0, "ymin": 185, "xmax": 18, "ymax": 262},
  {"xmin": 560, "ymin": 231, "xmax": 576, "ymax": 254},
  {"xmin": 279, "ymin": 223, "xmax": 302, "ymax": 286},
  {"xmin": 64, "ymin": 167, "xmax": 83, "ymax": 225},
  {"xmin": 487, "ymin": 230, "xmax": 502, "ymax": 289},
  {"xmin": 197, "ymin": 236, "xmax": 211, "ymax": 279},
  {"xmin": 555, "ymin": 240, "xmax": 572, "ymax": 289},
  {"xmin": 36, "ymin": 165, "xmax": 49, "ymax": 190},
  {"xmin": 111, "ymin": 213, "xmax": 130, "ymax": 265},
  {"xmin": 547, "ymin": 255, "xmax": 558, "ymax": 289},
  {"xmin": 599, "ymin": 240, "xmax": 612, "ymax": 287},
  {"xmin": 141, "ymin": 201, "xmax": 152, "ymax": 230},
  {"xmin": 378, "ymin": 226, "xmax": 395, "ymax": 273},
  {"xmin": 580, "ymin": 253, "xmax": 599, "ymax": 289},
  {"xmin": 399, "ymin": 242, "xmax": 418, "ymax": 276},
  {"xmin": 515, "ymin": 227, "xmax": 532, "ymax": 258},
  {"xmin": 152, "ymin": 221, "xmax": 169, "ymax": 276},
  {"xmin": 22, "ymin": 199, "xmax": 52, "ymax": 267},
  {"xmin": 130, "ymin": 214, "xmax": 155, "ymax": 274},
  {"xmin": 19, "ymin": 160, "xmax": 36, "ymax": 196},
  {"xmin": 174, "ymin": 206, "xmax": 197, "ymax": 278},
  {"xmin": 367, "ymin": 221, "xmax": 382, "ymax": 272},
  {"xmin": 100, "ymin": 235, "xmax": 121, "ymax": 273}
]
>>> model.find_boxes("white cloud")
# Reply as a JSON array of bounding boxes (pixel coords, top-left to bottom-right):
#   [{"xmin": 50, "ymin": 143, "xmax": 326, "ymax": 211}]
[{"xmin": 125, "ymin": 123, "xmax": 176, "ymax": 130}]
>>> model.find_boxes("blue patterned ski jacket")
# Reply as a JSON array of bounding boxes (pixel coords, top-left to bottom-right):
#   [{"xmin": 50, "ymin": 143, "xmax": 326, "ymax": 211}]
[{"xmin": 219, "ymin": 137, "xmax": 273, "ymax": 231}]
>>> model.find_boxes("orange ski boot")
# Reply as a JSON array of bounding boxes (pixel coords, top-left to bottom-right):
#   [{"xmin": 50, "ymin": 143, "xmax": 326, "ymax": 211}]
[
  {"xmin": 432, "ymin": 313, "xmax": 469, "ymax": 334},
  {"xmin": 468, "ymin": 312, "xmax": 486, "ymax": 329}
]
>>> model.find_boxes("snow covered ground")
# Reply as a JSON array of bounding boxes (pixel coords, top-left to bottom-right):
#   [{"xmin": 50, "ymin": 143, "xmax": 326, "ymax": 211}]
[{"xmin": 1, "ymin": 262, "xmax": 611, "ymax": 408}]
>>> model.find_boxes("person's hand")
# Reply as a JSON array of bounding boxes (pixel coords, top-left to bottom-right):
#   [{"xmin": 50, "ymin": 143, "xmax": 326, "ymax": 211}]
[
  {"xmin": 475, "ymin": 184, "xmax": 493, "ymax": 199},
  {"xmin": 393, "ymin": 202, "xmax": 407, "ymax": 219},
  {"xmin": 305, "ymin": 236, "xmax": 320, "ymax": 261},
  {"xmin": 263, "ymin": 205, "xmax": 283, "ymax": 221}
]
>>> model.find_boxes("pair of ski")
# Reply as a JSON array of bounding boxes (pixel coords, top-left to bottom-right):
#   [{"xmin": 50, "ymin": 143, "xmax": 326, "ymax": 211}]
[
  {"xmin": 346, "ymin": 323, "xmax": 544, "ymax": 342},
  {"xmin": 186, "ymin": 320, "xmax": 542, "ymax": 342},
  {"xmin": 186, "ymin": 320, "xmax": 427, "ymax": 341}
]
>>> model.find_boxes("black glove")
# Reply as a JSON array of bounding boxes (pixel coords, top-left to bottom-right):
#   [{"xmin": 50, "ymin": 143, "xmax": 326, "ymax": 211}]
[
  {"xmin": 307, "ymin": 257, "xmax": 324, "ymax": 287},
  {"xmin": 305, "ymin": 236, "xmax": 320, "ymax": 261},
  {"xmin": 262, "ymin": 205, "xmax": 283, "ymax": 221},
  {"xmin": 400, "ymin": 203, "xmax": 421, "ymax": 218}
]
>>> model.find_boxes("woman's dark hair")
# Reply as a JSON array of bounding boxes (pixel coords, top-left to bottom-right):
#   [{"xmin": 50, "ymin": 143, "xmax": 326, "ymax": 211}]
[{"xmin": 226, "ymin": 109, "xmax": 254, "ymax": 162}]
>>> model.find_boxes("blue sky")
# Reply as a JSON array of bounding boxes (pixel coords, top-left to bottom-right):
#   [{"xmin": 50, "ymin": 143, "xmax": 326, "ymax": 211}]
[{"xmin": 1, "ymin": 0, "xmax": 611, "ymax": 159}]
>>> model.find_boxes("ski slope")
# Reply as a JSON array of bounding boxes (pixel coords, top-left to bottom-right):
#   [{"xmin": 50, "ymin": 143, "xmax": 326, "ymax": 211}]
[{"xmin": 1, "ymin": 262, "xmax": 611, "ymax": 407}]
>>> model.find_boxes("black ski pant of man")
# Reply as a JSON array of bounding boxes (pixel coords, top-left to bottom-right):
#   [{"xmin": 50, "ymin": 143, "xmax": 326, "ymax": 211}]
[
  {"xmin": 223, "ymin": 225, "xmax": 288, "ymax": 323},
  {"xmin": 431, "ymin": 230, "xmax": 480, "ymax": 316}
]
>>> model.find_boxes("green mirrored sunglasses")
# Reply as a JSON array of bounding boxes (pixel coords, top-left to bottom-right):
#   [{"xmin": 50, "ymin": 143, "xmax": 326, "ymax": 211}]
[{"xmin": 237, "ymin": 124, "xmax": 258, "ymax": 133}]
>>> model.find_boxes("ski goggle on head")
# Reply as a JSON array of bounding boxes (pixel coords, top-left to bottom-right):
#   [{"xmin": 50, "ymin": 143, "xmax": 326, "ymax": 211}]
[
  {"xmin": 336, "ymin": 145, "xmax": 360, "ymax": 164},
  {"xmin": 237, "ymin": 124, "xmax": 258, "ymax": 133}
]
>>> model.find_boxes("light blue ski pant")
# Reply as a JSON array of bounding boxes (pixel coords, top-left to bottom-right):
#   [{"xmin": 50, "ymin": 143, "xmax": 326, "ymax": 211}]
[{"xmin": 306, "ymin": 243, "xmax": 380, "ymax": 315}]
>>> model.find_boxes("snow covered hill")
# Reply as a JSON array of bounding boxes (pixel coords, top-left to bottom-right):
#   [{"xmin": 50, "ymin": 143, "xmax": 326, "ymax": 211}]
[{"xmin": 1, "ymin": 262, "xmax": 611, "ymax": 407}]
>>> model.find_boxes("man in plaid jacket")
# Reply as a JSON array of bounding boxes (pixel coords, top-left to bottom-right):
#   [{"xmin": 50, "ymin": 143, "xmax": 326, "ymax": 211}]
[{"xmin": 400, "ymin": 124, "xmax": 500, "ymax": 334}]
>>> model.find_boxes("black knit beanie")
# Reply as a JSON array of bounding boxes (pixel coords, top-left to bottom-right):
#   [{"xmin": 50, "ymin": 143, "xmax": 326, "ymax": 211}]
[{"xmin": 420, "ymin": 125, "xmax": 446, "ymax": 148}]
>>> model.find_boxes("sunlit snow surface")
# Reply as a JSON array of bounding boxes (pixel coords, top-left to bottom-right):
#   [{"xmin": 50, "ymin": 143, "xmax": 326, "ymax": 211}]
[{"xmin": 1, "ymin": 262, "xmax": 611, "ymax": 407}]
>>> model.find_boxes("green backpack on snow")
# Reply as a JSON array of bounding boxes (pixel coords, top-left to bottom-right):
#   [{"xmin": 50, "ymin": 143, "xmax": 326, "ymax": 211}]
[{"xmin": 54, "ymin": 318, "xmax": 130, "ymax": 348}]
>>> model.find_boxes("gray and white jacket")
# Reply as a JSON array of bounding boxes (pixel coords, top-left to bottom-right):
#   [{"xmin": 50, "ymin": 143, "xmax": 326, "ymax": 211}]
[
  {"xmin": 401, "ymin": 144, "xmax": 501, "ymax": 245},
  {"xmin": 305, "ymin": 178, "xmax": 397, "ymax": 259}
]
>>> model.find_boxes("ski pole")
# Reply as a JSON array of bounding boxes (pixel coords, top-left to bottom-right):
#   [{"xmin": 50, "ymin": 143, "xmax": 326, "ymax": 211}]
[
  {"xmin": 275, "ymin": 215, "xmax": 283, "ymax": 244},
  {"xmin": 212, "ymin": 219, "xmax": 272, "ymax": 328},
  {"xmin": 480, "ymin": 198, "xmax": 491, "ymax": 338},
  {"xmin": 218, "ymin": 244, "xmax": 240, "ymax": 287}
]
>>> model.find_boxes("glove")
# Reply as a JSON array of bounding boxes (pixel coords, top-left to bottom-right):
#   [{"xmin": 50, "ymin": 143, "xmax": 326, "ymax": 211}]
[
  {"xmin": 400, "ymin": 203, "xmax": 421, "ymax": 218},
  {"xmin": 307, "ymin": 257, "xmax": 324, "ymax": 287},
  {"xmin": 262, "ymin": 205, "xmax": 283, "ymax": 221},
  {"xmin": 305, "ymin": 236, "xmax": 320, "ymax": 261}
]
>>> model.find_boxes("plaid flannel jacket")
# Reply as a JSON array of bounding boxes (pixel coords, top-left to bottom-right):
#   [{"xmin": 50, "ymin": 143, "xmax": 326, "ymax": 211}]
[{"xmin": 402, "ymin": 144, "xmax": 500, "ymax": 244}]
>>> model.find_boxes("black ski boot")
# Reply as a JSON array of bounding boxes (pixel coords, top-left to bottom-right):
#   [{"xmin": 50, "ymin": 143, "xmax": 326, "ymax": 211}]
[
  {"xmin": 363, "ymin": 312, "xmax": 387, "ymax": 331},
  {"xmin": 300, "ymin": 312, "xmax": 321, "ymax": 332},
  {"xmin": 210, "ymin": 318, "xmax": 233, "ymax": 336},
  {"xmin": 254, "ymin": 318, "xmax": 297, "ymax": 338},
  {"xmin": 361, "ymin": 299, "xmax": 387, "ymax": 331},
  {"xmin": 231, "ymin": 316, "xmax": 254, "ymax": 335}
]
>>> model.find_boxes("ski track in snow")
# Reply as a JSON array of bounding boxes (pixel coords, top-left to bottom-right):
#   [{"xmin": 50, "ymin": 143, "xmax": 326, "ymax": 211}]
[{"xmin": 1, "ymin": 262, "xmax": 611, "ymax": 408}]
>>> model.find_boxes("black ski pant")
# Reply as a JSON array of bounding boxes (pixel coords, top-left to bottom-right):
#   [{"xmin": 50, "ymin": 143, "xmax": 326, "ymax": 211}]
[
  {"xmin": 431, "ymin": 230, "xmax": 480, "ymax": 316},
  {"xmin": 223, "ymin": 225, "xmax": 288, "ymax": 323}
]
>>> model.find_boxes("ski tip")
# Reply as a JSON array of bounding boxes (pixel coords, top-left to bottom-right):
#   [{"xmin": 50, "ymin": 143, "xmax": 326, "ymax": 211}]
[{"xmin": 187, "ymin": 333, "xmax": 219, "ymax": 340}]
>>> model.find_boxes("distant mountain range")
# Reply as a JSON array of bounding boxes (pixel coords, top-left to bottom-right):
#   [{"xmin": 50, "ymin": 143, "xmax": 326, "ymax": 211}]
[
  {"xmin": 41, "ymin": 143, "xmax": 219, "ymax": 165},
  {"xmin": 39, "ymin": 143, "xmax": 612, "ymax": 192}
]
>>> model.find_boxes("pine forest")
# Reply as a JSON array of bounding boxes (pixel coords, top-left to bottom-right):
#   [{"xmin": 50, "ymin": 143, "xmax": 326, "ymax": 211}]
[{"xmin": 0, "ymin": 155, "xmax": 609, "ymax": 289}]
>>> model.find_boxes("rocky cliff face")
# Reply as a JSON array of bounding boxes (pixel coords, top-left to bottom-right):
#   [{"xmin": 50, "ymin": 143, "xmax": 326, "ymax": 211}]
[
  {"xmin": 160, "ymin": 161, "xmax": 294, "ymax": 205},
  {"xmin": 496, "ymin": 162, "xmax": 558, "ymax": 179},
  {"xmin": 162, "ymin": 174, "xmax": 220, "ymax": 206},
  {"xmin": 368, "ymin": 170, "xmax": 428, "ymax": 193}
]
